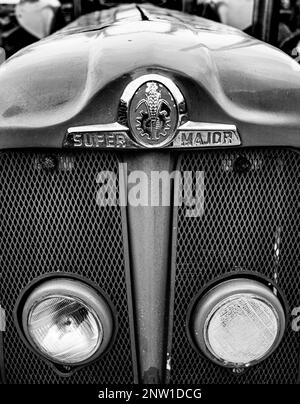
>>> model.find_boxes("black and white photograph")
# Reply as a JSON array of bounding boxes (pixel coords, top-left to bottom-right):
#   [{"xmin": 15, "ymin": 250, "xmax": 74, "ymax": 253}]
[{"xmin": 0, "ymin": 0, "xmax": 299, "ymax": 399}]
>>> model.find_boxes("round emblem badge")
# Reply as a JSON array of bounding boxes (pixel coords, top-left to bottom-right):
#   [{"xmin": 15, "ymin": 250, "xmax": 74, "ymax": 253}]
[{"xmin": 128, "ymin": 81, "xmax": 178, "ymax": 147}]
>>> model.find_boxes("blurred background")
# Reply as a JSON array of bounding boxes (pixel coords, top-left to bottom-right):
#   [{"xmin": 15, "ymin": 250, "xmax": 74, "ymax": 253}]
[{"xmin": 0, "ymin": 1, "xmax": 300, "ymax": 58}]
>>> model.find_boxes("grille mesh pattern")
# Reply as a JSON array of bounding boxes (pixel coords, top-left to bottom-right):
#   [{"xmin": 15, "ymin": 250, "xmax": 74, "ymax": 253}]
[
  {"xmin": 0, "ymin": 151, "xmax": 134, "ymax": 384},
  {"xmin": 170, "ymin": 149, "xmax": 300, "ymax": 384}
]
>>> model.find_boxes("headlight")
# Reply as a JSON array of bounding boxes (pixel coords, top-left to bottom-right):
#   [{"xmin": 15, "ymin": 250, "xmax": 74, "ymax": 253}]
[
  {"xmin": 20, "ymin": 278, "xmax": 113, "ymax": 365},
  {"xmin": 190, "ymin": 278, "xmax": 285, "ymax": 368}
]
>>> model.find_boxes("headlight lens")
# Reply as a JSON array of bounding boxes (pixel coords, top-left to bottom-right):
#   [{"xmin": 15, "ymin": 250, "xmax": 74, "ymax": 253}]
[
  {"xmin": 205, "ymin": 294, "xmax": 279, "ymax": 365},
  {"xmin": 27, "ymin": 296, "xmax": 103, "ymax": 364},
  {"xmin": 191, "ymin": 278, "xmax": 285, "ymax": 367},
  {"xmin": 21, "ymin": 278, "xmax": 113, "ymax": 365}
]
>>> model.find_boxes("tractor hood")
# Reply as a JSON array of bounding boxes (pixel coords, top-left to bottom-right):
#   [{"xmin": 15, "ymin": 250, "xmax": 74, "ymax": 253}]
[{"xmin": 0, "ymin": 3, "xmax": 300, "ymax": 149}]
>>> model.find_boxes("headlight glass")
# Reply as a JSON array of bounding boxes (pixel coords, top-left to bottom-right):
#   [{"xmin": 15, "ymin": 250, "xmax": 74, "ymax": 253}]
[
  {"xmin": 205, "ymin": 294, "xmax": 279, "ymax": 365},
  {"xmin": 191, "ymin": 278, "xmax": 286, "ymax": 367},
  {"xmin": 27, "ymin": 296, "xmax": 103, "ymax": 364}
]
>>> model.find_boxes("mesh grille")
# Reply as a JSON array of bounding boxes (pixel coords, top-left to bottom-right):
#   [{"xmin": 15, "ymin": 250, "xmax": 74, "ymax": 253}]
[
  {"xmin": 170, "ymin": 149, "xmax": 300, "ymax": 384},
  {"xmin": 0, "ymin": 151, "xmax": 135, "ymax": 384}
]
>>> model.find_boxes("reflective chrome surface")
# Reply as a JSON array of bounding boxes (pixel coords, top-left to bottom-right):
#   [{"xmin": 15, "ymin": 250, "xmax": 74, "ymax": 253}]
[
  {"xmin": 1, "ymin": 4, "xmax": 300, "ymax": 149},
  {"xmin": 174, "ymin": 121, "xmax": 241, "ymax": 148},
  {"xmin": 65, "ymin": 74, "xmax": 240, "ymax": 149}
]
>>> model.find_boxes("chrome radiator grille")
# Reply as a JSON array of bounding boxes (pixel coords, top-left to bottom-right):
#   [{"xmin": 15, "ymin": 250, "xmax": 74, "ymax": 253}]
[
  {"xmin": 0, "ymin": 151, "xmax": 135, "ymax": 384},
  {"xmin": 169, "ymin": 149, "xmax": 300, "ymax": 384}
]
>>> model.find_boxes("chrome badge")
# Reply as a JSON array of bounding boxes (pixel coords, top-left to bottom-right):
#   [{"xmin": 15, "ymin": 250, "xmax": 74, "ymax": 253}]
[
  {"xmin": 118, "ymin": 74, "xmax": 187, "ymax": 148},
  {"xmin": 65, "ymin": 74, "xmax": 241, "ymax": 149},
  {"xmin": 128, "ymin": 81, "xmax": 178, "ymax": 147}
]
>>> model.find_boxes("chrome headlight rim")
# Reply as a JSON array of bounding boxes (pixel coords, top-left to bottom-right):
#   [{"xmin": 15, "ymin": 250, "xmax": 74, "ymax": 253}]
[
  {"xmin": 202, "ymin": 292, "xmax": 283, "ymax": 367},
  {"xmin": 186, "ymin": 272, "xmax": 288, "ymax": 369},
  {"xmin": 14, "ymin": 273, "xmax": 117, "ymax": 370}
]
